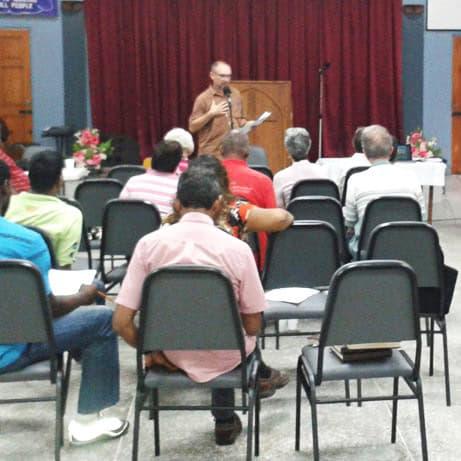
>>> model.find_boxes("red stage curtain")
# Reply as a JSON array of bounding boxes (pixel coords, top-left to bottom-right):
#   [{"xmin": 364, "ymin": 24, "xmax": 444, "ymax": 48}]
[{"xmin": 85, "ymin": 0, "xmax": 402, "ymax": 159}]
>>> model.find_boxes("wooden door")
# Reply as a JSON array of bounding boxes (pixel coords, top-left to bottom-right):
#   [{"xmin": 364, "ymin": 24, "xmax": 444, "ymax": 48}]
[
  {"xmin": 452, "ymin": 37, "xmax": 461, "ymax": 173},
  {"xmin": 232, "ymin": 81, "xmax": 292, "ymax": 174},
  {"xmin": 0, "ymin": 30, "xmax": 33, "ymax": 145}
]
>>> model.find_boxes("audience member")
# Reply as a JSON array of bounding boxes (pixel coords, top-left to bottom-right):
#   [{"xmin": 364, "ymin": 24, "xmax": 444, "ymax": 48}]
[
  {"xmin": 0, "ymin": 160, "xmax": 128, "ymax": 445},
  {"xmin": 0, "ymin": 117, "xmax": 30, "ymax": 193},
  {"xmin": 221, "ymin": 130, "xmax": 278, "ymax": 269},
  {"xmin": 114, "ymin": 168, "xmax": 287, "ymax": 446},
  {"xmin": 6, "ymin": 150, "xmax": 82, "ymax": 269},
  {"xmin": 337, "ymin": 126, "xmax": 371, "ymax": 195},
  {"xmin": 343, "ymin": 124, "xmax": 426, "ymax": 256},
  {"xmin": 164, "ymin": 127, "xmax": 195, "ymax": 174},
  {"xmin": 120, "ymin": 140, "xmax": 182, "ymax": 216},
  {"xmin": 273, "ymin": 127, "xmax": 328, "ymax": 208},
  {"xmin": 189, "ymin": 60, "xmax": 248, "ymax": 157}
]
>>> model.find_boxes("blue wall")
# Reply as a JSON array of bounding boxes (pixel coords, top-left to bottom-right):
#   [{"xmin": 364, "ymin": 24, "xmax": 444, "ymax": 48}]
[{"xmin": 0, "ymin": 13, "xmax": 65, "ymax": 147}]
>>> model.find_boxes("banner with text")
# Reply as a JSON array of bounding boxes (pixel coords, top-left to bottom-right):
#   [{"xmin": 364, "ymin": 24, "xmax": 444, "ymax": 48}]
[{"xmin": 0, "ymin": 0, "xmax": 58, "ymax": 16}]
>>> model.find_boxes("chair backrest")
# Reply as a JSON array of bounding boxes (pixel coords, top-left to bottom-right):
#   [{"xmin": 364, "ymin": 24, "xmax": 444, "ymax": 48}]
[
  {"xmin": 138, "ymin": 265, "xmax": 246, "ymax": 367},
  {"xmin": 0, "ymin": 260, "xmax": 57, "ymax": 377},
  {"xmin": 367, "ymin": 222, "xmax": 445, "ymax": 314},
  {"xmin": 58, "ymin": 195, "xmax": 90, "ymax": 255},
  {"xmin": 263, "ymin": 221, "xmax": 340, "ymax": 290},
  {"xmin": 101, "ymin": 199, "xmax": 161, "ymax": 258},
  {"xmin": 249, "ymin": 164, "xmax": 273, "ymax": 180},
  {"xmin": 74, "ymin": 178, "xmax": 123, "ymax": 229},
  {"xmin": 341, "ymin": 165, "xmax": 370, "ymax": 205},
  {"xmin": 108, "ymin": 165, "xmax": 146, "ymax": 186},
  {"xmin": 318, "ymin": 260, "xmax": 420, "ymax": 381},
  {"xmin": 357, "ymin": 196, "xmax": 422, "ymax": 257},
  {"xmin": 287, "ymin": 196, "xmax": 349, "ymax": 262},
  {"xmin": 248, "ymin": 145, "xmax": 268, "ymax": 166},
  {"xmin": 289, "ymin": 178, "xmax": 340, "ymax": 201},
  {"xmin": 24, "ymin": 226, "xmax": 59, "ymax": 269}
]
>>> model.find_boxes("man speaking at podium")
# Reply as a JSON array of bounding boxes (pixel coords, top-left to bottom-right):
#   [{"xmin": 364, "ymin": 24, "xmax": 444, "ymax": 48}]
[{"xmin": 189, "ymin": 61, "xmax": 248, "ymax": 157}]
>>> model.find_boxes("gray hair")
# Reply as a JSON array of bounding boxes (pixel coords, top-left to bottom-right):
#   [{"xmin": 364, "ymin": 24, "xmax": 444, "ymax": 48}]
[
  {"xmin": 221, "ymin": 130, "xmax": 250, "ymax": 159},
  {"xmin": 284, "ymin": 127, "xmax": 311, "ymax": 161},
  {"xmin": 361, "ymin": 125, "xmax": 393, "ymax": 160},
  {"xmin": 177, "ymin": 167, "xmax": 221, "ymax": 210},
  {"xmin": 164, "ymin": 127, "xmax": 194, "ymax": 154}
]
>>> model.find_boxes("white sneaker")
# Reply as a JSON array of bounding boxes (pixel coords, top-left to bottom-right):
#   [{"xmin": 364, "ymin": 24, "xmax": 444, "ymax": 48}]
[{"xmin": 68, "ymin": 417, "xmax": 129, "ymax": 446}]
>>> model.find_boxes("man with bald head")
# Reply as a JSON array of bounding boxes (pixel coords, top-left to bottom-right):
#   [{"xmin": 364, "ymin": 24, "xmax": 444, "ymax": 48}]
[
  {"xmin": 343, "ymin": 124, "xmax": 426, "ymax": 257},
  {"xmin": 189, "ymin": 61, "xmax": 248, "ymax": 157}
]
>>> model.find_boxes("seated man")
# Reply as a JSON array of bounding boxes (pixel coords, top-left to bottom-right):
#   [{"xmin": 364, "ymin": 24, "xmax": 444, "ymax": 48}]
[
  {"xmin": 0, "ymin": 117, "xmax": 30, "ymax": 194},
  {"xmin": 273, "ymin": 127, "xmax": 328, "ymax": 208},
  {"xmin": 120, "ymin": 140, "xmax": 182, "ymax": 216},
  {"xmin": 343, "ymin": 124, "xmax": 427, "ymax": 257},
  {"xmin": 6, "ymin": 150, "xmax": 82, "ymax": 269},
  {"xmin": 113, "ymin": 168, "xmax": 286, "ymax": 446},
  {"xmin": 0, "ymin": 160, "xmax": 127, "ymax": 445}
]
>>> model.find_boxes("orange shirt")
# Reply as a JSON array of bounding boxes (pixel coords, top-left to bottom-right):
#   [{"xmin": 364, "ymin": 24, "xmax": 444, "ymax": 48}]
[{"xmin": 189, "ymin": 86, "xmax": 245, "ymax": 157}]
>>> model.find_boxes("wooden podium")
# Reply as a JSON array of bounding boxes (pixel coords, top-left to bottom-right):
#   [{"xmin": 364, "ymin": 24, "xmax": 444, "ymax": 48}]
[{"xmin": 232, "ymin": 81, "xmax": 293, "ymax": 174}]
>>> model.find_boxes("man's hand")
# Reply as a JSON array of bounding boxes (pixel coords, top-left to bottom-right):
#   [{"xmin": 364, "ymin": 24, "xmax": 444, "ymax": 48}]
[
  {"xmin": 209, "ymin": 100, "xmax": 229, "ymax": 118},
  {"xmin": 78, "ymin": 284, "xmax": 98, "ymax": 305}
]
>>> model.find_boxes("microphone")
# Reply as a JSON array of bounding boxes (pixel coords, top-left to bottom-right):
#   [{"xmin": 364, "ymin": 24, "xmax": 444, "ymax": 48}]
[
  {"xmin": 318, "ymin": 62, "xmax": 331, "ymax": 73},
  {"xmin": 222, "ymin": 86, "xmax": 234, "ymax": 129}
]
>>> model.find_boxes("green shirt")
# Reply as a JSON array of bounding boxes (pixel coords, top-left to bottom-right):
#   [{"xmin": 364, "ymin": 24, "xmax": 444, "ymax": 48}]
[{"xmin": 6, "ymin": 192, "xmax": 82, "ymax": 267}]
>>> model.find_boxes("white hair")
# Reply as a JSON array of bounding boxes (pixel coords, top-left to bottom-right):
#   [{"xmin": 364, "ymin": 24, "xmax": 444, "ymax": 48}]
[
  {"xmin": 284, "ymin": 127, "xmax": 311, "ymax": 161},
  {"xmin": 164, "ymin": 127, "xmax": 195, "ymax": 154}
]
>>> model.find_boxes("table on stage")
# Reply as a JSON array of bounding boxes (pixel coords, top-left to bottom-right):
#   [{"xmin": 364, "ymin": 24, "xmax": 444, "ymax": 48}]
[{"xmin": 316, "ymin": 158, "xmax": 446, "ymax": 224}]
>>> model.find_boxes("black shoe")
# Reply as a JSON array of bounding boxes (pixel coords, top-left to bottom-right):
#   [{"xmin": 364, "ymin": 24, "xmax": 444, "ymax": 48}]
[
  {"xmin": 215, "ymin": 414, "xmax": 242, "ymax": 446},
  {"xmin": 258, "ymin": 368, "xmax": 289, "ymax": 399}
]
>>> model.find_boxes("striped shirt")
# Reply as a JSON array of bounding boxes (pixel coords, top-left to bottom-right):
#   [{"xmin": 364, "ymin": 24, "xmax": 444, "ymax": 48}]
[{"xmin": 119, "ymin": 169, "xmax": 179, "ymax": 216}]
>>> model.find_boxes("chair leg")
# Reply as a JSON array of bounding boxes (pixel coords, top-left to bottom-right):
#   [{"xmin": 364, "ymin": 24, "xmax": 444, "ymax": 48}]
[
  {"xmin": 132, "ymin": 392, "xmax": 144, "ymax": 461},
  {"xmin": 153, "ymin": 389, "xmax": 160, "ymax": 456},
  {"xmin": 391, "ymin": 377, "xmax": 399, "ymax": 443},
  {"xmin": 261, "ymin": 322, "xmax": 266, "ymax": 350},
  {"xmin": 441, "ymin": 320, "xmax": 451, "ymax": 406},
  {"xmin": 357, "ymin": 379, "xmax": 362, "ymax": 407},
  {"xmin": 55, "ymin": 374, "xmax": 62, "ymax": 461},
  {"xmin": 416, "ymin": 377, "xmax": 429, "ymax": 461},
  {"xmin": 344, "ymin": 380, "xmax": 351, "ymax": 407},
  {"xmin": 425, "ymin": 317, "xmax": 430, "ymax": 347},
  {"xmin": 246, "ymin": 389, "xmax": 255, "ymax": 461},
  {"xmin": 295, "ymin": 362, "xmax": 302, "ymax": 451},
  {"xmin": 429, "ymin": 318, "xmax": 435, "ymax": 376},
  {"xmin": 275, "ymin": 321, "xmax": 280, "ymax": 350},
  {"xmin": 255, "ymin": 390, "xmax": 260, "ymax": 457},
  {"xmin": 62, "ymin": 355, "xmax": 72, "ymax": 417},
  {"xmin": 310, "ymin": 386, "xmax": 320, "ymax": 461}
]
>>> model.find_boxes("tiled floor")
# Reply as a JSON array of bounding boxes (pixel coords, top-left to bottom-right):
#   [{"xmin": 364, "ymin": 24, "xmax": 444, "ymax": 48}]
[{"xmin": 1, "ymin": 176, "xmax": 461, "ymax": 460}]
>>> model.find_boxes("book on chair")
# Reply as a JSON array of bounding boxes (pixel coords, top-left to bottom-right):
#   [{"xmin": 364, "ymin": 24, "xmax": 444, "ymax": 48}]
[{"xmin": 331, "ymin": 343, "xmax": 400, "ymax": 363}]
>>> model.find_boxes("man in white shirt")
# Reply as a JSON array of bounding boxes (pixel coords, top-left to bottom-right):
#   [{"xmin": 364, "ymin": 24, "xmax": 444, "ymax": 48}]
[
  {"xmin": 343, "ymin": 124, "xmax": 426, "ymax": 256},
  {"xmin": 273, "ymin": 127, "xmax": 328, "ymax": 208}
]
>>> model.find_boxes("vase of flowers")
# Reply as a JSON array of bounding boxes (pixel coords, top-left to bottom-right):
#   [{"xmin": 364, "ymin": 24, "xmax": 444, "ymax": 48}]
[
  {"xmin": 72, "ymin": 128, "xmax": 112, "ymax": 175},
  {"xmin": 406, "ymin": 128, "xmax": 442, "ymax": 160}
]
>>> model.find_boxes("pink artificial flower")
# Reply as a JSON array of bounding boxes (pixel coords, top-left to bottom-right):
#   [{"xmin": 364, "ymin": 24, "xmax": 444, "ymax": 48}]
[
  {"xmin": 418, "ymin": 150, "xmax": 428, "ymax": 159},
  {"xmin": 410, "ymin": 132, "xmax": 422, "ymax": 145},
  {"xmin": 73, "ymin": 151, "xmax": 85, "ymax": 164},
  {"xmin": 86, "ymin": 154, "xmax": 102, "ymax": 166},
  {"xmin": 80, "ymin": 129, "xmax": 100, "ymax": 147},
  {"xmin": 419, "ymin": 141, "xmax": 427, "ymax": 152}
]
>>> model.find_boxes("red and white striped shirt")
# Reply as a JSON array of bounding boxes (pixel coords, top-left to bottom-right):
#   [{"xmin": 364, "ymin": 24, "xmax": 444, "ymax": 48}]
[
  {"xmin": 119, "ymin": 169, "xmax": 179, "ymax": 216},
  {"xmin": 0, "ymin": 149, "xmax": 30, "ymax": 193}
]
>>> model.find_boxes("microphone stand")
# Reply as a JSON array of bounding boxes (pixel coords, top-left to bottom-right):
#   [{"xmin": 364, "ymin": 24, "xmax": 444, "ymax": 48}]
[{"xmin": 318, "ymin": 62, "xmax": 330, "ymax": 160}]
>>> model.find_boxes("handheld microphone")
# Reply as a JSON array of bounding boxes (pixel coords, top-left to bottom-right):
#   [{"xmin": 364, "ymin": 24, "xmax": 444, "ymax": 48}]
[
  {"xmin": 223, "ymin": 86, "xmax": 232, "ymax": 98},
  {"xmin": 222, "ymin": 86, "xmax": 234, "ymax": 129}
]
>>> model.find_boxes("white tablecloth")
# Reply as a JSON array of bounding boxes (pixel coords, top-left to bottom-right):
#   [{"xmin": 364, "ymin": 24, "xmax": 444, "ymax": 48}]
[{"xmin": 316, "ymin": 158, "xmax": 446, "ymax": 187}]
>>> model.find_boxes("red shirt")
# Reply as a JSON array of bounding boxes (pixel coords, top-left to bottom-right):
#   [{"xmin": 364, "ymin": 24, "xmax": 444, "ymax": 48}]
[
  {"xmin": 222, "ymin": 158, "xmax": 277, "ymax": 269},
  {"xmin": 0, "ymin": 149, "xmax": 30, "ymax": 193}
]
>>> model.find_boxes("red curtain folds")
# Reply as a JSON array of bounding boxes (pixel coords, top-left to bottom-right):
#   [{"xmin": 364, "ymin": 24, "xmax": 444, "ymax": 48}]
[{"xmin": 85, "ymin": 0, "xmax": 402, "ymax": 159}]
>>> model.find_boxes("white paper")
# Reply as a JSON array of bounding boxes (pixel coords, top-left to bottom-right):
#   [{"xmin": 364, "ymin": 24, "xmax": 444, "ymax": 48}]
[
  {"xmin": 48, "ymin": 269, "xmax": 97, "ymax": 296},
  {"xmin": 265, "ymin": 287, "xmax": 320, "ymax": 304},
  {"xmin": 240, "ymin": 111, "xmax": 272, "ymax": 134}
]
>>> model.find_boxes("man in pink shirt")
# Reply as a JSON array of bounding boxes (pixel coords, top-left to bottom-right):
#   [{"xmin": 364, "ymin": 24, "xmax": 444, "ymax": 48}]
[
  {"xmin": 119, "ymin": 140, "xmax": 182, "ymax": 216},
  {"xmin": 113, "ymin": 167, "xmax": 286, "ymax": 445}
]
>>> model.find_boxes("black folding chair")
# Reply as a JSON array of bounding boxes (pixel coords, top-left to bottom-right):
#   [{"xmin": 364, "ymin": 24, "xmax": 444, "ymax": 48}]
[
  {"xmin": 0, "ymin": 260, "xmax": 67, "ymax": 461},
  {"xmin": 261, "ymin": 221, "xmax": 341, "ymax": 349},
  {"xmin": 341, "ymin": 165, "xmax": 370, "ymax": 205},
  {"xmin": 108, "ymin": 164, "xmax": 146, "ymax": 185},
  {"xmin": 289, "ymin": 178, "xmax": 340, "ymax": 201},
  {"xmin": 295, "ymin": 260, "xmax": 428, "ymax": 461},
  {"xmin": 368, "ymin": 221, "xmax": 457, "ymax": 406},
  {"xmin": 132, "ymin": 265, "xmax": 260, "ymax": 460},
  {"xmin": 99, "ymin": 199, "xmax": 161, "ymax": 291},
  {"xmin": 249, "ymin": 164, "xmax": 273, "ymax": 180}
]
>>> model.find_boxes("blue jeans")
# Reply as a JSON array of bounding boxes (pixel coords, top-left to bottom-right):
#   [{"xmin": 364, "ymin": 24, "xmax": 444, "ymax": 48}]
[{"xmin": 2, "ymin": 306, "xmax": 119, "ymax": 414}]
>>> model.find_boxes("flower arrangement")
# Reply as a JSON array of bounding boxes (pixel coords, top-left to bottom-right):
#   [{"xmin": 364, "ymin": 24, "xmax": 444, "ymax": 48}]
[
  {"xmin": 73, "ymin": 128, "xmax": 112, "ymax": 169},
  {"xmin": 406, "ymin": 128, "xmax": 442, "ymax": 160}
]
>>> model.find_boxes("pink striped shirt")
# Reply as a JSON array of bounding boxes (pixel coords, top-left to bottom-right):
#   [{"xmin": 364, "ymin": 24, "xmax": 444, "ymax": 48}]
[
  {"xmin": 175, "ymin": 158, "xmax": 189, "ymax": 175},
  {"xmin": 119, "ymin": 169, "xmax": 178, "ymax": 216}
]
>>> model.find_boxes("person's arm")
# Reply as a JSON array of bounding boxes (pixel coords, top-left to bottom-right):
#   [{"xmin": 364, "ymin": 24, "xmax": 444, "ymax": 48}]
[
  {"xmin": 112, "ymin": 304, "xmax": 138, "ymax": 348},
  {"xmin": 241, "ymin": 312, "xmax": 262, "ymax": 336},
  {"xmin": 189, "ymin": 99, "xmax": 228, "ymax": 134},
  {"xmin": 245, "ymin": 207, "xmax": 293, "ymax": 233},
  {"xmin": 49, "ymin": 284, "xmax": 98, "ymax": 318}
]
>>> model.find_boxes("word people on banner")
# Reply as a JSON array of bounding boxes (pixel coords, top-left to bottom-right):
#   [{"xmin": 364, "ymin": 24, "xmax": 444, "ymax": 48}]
[{"xmin": 0, "ymin": 0, "xmax": 58, "ymax": 16}]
